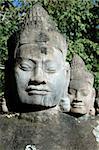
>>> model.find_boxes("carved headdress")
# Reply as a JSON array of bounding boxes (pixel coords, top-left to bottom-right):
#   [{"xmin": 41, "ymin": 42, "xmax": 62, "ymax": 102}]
[
  {"xmin": 70, "ymin": 54, "xmax": 94, "ymax": 88},
  {"xmin": 8, "ymin": 4, "xmax": 67, "ymax": 60}
]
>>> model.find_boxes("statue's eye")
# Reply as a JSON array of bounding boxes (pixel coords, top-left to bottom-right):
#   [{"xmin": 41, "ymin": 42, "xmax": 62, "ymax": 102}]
[
  {"xmin": 19, "ymin": 63, "xmax": 33, "ymax": 71},
  {"xmin": 68, "ymin": 89, "xmax": 76, "ymax": 95},
  {"xmin": 80, "ymin": 90, "xmax": 88, "ymax": 96},
  {"xmin": 44, "ymin": 61, "xmax": 58, "ymax": 73},
  {"xmin": 46, "ymin": 67, "xmax": 56, "ymax": 73},
  {"xmin": 45, "ymin": 63, "xmax": 57, "ymax": 73}
]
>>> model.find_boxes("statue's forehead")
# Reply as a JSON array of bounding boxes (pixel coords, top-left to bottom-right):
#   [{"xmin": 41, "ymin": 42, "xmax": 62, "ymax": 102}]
[
  {"xmin": 19, "ymin": 30, "xmax": 67, "ymax": 59},
  {"xmin": 17, "ymin": 43, "xmax": 62, "ymax": 60},
  {"xmin": 70, "ymin": 80, "xmax": 92, "ymax": 90}
]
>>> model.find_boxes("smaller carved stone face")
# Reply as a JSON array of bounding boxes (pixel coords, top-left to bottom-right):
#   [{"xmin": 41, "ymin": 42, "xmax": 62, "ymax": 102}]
[
  {"xmin": 69, "ymin": 82, "xmax": 95, "ymax": 115},
  {"xmin": 14, "ymin": 44, "xmax": 66, "ymax": 107}
]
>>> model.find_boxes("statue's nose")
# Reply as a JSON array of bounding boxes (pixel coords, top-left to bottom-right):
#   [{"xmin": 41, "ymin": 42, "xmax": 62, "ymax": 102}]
[
  {"xmin": 30, "ymin": 65, "xmax": 46, "ymax": 85},
  {"xmin": 73, "ymin": 91, "xmax": 82, "ymax": 102}
]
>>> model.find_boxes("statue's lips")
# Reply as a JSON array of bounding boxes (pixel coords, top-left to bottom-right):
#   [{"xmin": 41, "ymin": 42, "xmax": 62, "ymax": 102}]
[
  {"xmin": 71, "ymin": 102, "xmax": 85, "ymax": 108},
  {"xmin": 26, "ymin": 87, "xmax": 50, "ymax": 95}
]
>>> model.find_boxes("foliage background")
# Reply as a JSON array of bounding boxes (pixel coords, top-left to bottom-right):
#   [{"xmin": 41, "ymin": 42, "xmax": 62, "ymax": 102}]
[{"xmin": 0, "ymin": 0, "xmax": 99, "ymax": 96}]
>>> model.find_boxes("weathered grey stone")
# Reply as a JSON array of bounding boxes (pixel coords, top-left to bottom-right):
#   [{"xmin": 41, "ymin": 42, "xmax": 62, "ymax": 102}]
[
  {"xmin": 3, "ymin": 4, "xmax": 98, "ymax": 150},
  {"xmin": 93, "ymin": 123, "xmax": 99, "ymax": 143},
  {"xmin": 59, "ymin": 62, "xmax": 71, "ymax": 113},
  {"xmin": 0, "ymin": 97, "xmax": 8, "ymax": 113},
  {"xmin": 6, "ymin": 4, "xmax": 69, "ymax": 112},
  {"xmin": 69, "ymin": 54, "xmax": 95, "ymax": 116},
  {"xmin": 0, "ymin": 113, "xmax": 98, "ymax": 150}
]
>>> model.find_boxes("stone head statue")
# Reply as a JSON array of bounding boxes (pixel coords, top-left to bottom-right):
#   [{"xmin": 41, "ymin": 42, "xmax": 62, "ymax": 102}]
[
  {"xmin": 6, "ymin": 4, "xmax": 69, "ymax": 112},
  {"xmin": 69, "ymin": 54, "xmax": 95, "ymax": 116}
]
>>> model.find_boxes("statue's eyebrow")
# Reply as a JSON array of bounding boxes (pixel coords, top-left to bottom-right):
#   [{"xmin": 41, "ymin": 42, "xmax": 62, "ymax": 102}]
[
  {"xmin": 16, "ymin": 57, "xmax": 36, "ymax": 63},
  {"xmin": 19, "ymin": 43, "xmax": 48, "ymax": 55}
]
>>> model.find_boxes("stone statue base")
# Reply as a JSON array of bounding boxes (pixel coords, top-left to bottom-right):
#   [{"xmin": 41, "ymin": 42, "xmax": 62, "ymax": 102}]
[{"xmin": 0, "ymin": 112, "xmax": 98, "ymax": 150}]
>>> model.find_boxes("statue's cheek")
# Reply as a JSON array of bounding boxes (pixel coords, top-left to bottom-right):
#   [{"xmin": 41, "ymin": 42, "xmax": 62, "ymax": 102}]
[{"xmin": 15, "ymin": 68, "xmax": 31, "ymax": 86}]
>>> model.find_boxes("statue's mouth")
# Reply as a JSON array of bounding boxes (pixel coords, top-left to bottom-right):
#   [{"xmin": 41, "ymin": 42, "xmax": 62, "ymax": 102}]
[
  {"xmin": 71, "ymin": 102, "xmax": 85, "ymax": 108},
  {"xmin": 28, "ymin": 89, "xmax": 50, "ymax": 95},
  {"xmin": 26, "ymin": 86, "xmax": 50, "ymax": 95}
]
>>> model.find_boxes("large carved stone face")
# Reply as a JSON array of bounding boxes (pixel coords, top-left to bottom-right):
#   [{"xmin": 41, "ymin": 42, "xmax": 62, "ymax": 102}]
[
  {"xmin": 14, "ymin": 44, "xmax": 66, "ymax": 107},
  {"xmin": 69, "ymin": 82, "xmax": 95, "ymax": 115}
]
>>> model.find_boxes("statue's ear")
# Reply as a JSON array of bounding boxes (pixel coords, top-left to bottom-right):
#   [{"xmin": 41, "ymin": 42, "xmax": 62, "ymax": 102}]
[
  {"xmin": 89, "ymin": 88, "xmax": 96, "ymax": 116},
  {"xmin": 64, "ymin": 62, "xmax": 70, "ymax": 92},
  {"xmin": 92, "ymin": 88, "xmax": 96, "ymax": 104},
  {"xmin": 89, "ymin": 107, "xmax": 95, "ymax": 116},
  {"xmin": 59, "ymin": 62, "xmax": 71, "ymax": 113}
]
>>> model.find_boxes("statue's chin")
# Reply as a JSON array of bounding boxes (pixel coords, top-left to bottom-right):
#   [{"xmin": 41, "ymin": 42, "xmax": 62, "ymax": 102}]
[
  {"xmin": 70, "ymin": 107, "xmax": 87, "ymax": 115},
  {"xmin": 19, "ymin": 93, "xmax": 59, "ymax": 108}
]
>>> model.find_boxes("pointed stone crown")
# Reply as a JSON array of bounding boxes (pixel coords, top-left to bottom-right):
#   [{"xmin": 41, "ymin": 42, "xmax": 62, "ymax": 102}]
[
  {"xmin": 70, "ymin": 54, "xmax": 94, "ymax": 87},
  {"xmin": 70, "ymin": 54, "xmax": 85, "ymax": 70},
  {"xmin": 8, "ymin": 4, "xmax": 67, "ymax": 60}
]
